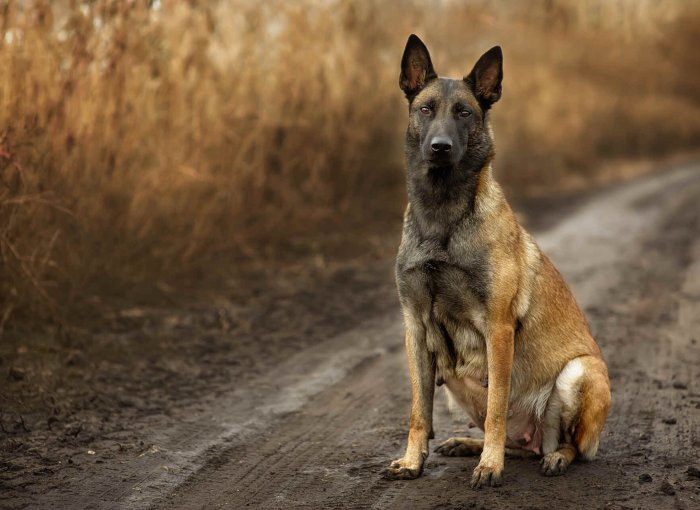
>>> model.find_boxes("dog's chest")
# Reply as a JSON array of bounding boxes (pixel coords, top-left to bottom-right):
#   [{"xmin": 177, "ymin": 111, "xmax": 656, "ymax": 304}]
[{"xmin": 397, "ymin": 235, "xmax": 490, "ymax": 326}]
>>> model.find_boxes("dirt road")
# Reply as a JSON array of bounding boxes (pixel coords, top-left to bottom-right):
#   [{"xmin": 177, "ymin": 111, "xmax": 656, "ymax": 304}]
[{"xmin": 3, "ymin": 162, "xmax": 700, "ymax": 509}]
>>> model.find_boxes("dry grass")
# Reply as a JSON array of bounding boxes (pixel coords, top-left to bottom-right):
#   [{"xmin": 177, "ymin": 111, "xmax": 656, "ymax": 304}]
[{"xmin": 1, "ymin": 0, "xmax": 699, "ymax": 332}]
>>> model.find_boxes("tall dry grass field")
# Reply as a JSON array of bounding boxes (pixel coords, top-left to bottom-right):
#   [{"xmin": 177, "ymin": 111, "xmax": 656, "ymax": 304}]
[{"xmin": 1, "ymin": 0, "xmax": 699, "ymax": 333}]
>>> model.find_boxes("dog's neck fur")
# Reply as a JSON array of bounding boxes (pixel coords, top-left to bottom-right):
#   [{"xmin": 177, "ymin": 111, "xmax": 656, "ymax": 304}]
[{"xmin": 406, "ymin": 158, "xmax": 498, "ymax": 242}]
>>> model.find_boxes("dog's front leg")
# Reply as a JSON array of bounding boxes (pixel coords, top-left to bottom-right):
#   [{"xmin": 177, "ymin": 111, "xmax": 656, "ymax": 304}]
[
  {"xmin": 384, "ymin": 318, "xmax": 434, "ymax": 480},
  {"xmin": 471, "ymin": 323, "xmax": 514, "ymax": 488}
]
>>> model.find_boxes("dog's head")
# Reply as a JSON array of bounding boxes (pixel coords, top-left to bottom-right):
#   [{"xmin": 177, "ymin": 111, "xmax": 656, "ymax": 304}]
[{"xmin": 400, "ymin": 35, "xmax": 502, "ymax": 175}]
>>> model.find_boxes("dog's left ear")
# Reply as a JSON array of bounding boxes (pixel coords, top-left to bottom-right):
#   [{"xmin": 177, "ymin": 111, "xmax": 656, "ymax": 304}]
[
  {"xmin": 464, "ymin": 46, "xmax": 503, "ymax": 109},
  {"xmin": 400, "ymin": 34, "xmax": 438, "ymax": 100}
]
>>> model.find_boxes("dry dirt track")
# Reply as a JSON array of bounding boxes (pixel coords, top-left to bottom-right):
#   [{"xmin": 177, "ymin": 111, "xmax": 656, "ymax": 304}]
[{"xmin": 12, "ymin": 162, "xmax": 700, "ymax": 509}]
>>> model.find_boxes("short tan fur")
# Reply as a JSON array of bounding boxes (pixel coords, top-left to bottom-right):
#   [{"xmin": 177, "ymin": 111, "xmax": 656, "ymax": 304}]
[{"xmin": 384, "ymin": 35, "xmax": 611, "ymax": 488}]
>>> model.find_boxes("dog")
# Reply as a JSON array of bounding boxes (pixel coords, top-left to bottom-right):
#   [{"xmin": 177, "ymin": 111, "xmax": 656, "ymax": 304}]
[{"xmin": 383, "ymin": 35, "xmax": 611, "ymax": 488}]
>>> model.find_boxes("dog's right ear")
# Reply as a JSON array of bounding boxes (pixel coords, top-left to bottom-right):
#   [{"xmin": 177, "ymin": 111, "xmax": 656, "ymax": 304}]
[{"xmin": 399, "ymin": 34, "xmax": 437, "ymax": 101}]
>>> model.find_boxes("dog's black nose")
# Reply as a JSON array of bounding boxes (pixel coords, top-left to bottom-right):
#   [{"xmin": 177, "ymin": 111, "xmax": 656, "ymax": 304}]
[{"xmin": 431, "ymin": 137, "xmax": 452, "ymax": 153}]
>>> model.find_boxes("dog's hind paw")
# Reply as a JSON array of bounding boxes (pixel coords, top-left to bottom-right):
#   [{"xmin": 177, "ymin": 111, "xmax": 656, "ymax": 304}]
[
  {"xmin": 434, "ymin": 437, "xmax": 482, "ymax": 457},
  {"xmin": 540, "ymin": 452, "xmax": 569, "ymax": 476}
]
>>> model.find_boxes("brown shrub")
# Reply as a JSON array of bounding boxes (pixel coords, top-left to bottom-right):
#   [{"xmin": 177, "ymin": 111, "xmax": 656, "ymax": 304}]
[{"xmin": 1, "ymin": 0, "xmax": 699, "ymax": 332}]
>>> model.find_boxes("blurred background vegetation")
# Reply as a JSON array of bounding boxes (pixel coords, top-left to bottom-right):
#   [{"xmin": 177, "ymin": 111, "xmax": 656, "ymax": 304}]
[{"xmin": 1, "ymin": 0, "xmax": 699, "ymax": 336}]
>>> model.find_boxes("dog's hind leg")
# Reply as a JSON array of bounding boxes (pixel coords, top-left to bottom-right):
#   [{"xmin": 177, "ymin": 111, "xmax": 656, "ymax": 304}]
[
  {"xmin": 540, "ymin": 356, "xmax": 611, "ymax": 476},
  {"xmin": 540, "ymin": 435, "xmax": 577, "ymax": 476},
  {"xmin": 435, "ymin": 437, "xmax": 483, "ymax": 457},
  {"xmin": 435, "ymin": 437, "xmax": 536, "ymax": 458}
]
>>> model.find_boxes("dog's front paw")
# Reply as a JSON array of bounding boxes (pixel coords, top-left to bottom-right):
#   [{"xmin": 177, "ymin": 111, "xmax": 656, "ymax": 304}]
[
  {"xmin": 382, "ymin": 457, "xmax": 423, "ymax": 480},
  {"xmin": 471, "ymin": 461, "xmax": 503, "ymax": 488}
]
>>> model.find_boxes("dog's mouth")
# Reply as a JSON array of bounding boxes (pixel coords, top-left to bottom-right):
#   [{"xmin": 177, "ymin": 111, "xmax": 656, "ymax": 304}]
[
  {"xmin": 427, "ymin": 152, "xmax": 454, "ymax": 164},
  {"xmin": 426, "ymin": 163, "xmax": 453, "ymax": 178}
]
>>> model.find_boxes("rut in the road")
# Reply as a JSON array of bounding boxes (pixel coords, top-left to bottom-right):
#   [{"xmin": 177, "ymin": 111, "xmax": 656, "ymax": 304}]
[{"xmin": 160, "ymin": 341, "xmax": 412, "ymax": 509}]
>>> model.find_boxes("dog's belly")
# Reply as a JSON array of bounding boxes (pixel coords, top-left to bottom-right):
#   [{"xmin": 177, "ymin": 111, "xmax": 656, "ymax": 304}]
[{"xmin": 444, "ymin": 373, "xmax": 546, "ymax": 454}]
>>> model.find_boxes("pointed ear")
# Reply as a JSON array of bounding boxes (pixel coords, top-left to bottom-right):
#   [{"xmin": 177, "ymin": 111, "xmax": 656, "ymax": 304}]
[
  {"xmin": 464, "ymin": 46, "xmax": 503, "ymax": 109},
  {"xmin": 399, "ymin": 34, "xmax": 438, "ymax": 100}
]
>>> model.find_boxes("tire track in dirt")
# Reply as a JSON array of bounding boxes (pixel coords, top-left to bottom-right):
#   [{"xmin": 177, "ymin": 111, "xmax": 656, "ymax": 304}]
[
  {"xmin": 36, "ymin": 313, "xmax": 403, "ymax": 509},
  {"xmin": 603, "ymin": 183, "xmax": 700, "ymax": 499},
  {"xmin": 156, "ymin": 315, "xmax": 460, "ymax": 510}
]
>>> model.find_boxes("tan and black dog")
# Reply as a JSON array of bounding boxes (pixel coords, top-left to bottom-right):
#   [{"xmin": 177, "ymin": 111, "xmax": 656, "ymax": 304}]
[{"xmin": 383, "ymin": 35, "xmax": 611, "ymax": 488}]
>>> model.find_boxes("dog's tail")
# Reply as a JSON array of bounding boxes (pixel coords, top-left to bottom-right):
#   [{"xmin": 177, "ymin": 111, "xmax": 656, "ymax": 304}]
[{"xmin": 574, "ymin": 356, "xmax": 611, "ymax": 460}]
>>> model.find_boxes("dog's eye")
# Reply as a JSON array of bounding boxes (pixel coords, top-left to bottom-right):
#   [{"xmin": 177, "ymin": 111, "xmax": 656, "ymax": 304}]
[
  {"xmin": 419, "ymin": 106, "xmax": 431, "ymax": 115},
  {"xmin": 459, "ymin": 109, "xmax": 472, "ymax": 118}
]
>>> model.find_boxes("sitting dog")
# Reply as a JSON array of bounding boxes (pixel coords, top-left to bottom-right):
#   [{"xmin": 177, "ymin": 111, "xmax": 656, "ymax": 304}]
[{"xmin": 383, "ymin": 35, "xmax": 611, "ymax": 488}]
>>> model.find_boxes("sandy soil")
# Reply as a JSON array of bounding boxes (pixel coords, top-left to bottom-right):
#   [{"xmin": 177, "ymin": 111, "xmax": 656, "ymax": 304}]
[{"xmin": 2, "ymin": 161, "xmax": 700, "ymax": 509}]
